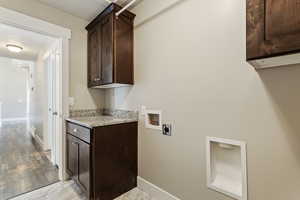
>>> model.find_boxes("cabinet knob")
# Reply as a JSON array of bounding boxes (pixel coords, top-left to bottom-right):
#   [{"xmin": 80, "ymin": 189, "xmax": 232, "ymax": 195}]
[{"xmin": 73, "ymin": 128, "xmax": 78, "ymax": 133}]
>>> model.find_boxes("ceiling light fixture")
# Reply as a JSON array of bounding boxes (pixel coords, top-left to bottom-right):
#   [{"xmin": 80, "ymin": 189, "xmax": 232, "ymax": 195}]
[{"xmin": 6, "ymin": 44, "xmax": 23, "ymax": 53}]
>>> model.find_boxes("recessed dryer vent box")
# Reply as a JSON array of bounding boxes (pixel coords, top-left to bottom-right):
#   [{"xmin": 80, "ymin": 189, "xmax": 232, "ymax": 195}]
[
  {"xmin": 145, "ymin": 110, "xmax": 162, "ymax": 130},
  {"xmin": 206, "ymin": 137, "xmax": 247, "ymax": 200}
]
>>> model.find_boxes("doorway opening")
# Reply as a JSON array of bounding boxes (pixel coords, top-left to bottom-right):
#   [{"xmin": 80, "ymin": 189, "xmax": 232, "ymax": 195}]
[{"xmin": 0, "ymin": 18, "xmax": 66, "ymax": 199}]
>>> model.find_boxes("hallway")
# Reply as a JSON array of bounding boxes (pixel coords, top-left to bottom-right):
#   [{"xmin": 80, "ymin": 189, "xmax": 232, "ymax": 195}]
[{"xmin": 0, "ymin": 121, "xmax": 59, "ymax": 200}]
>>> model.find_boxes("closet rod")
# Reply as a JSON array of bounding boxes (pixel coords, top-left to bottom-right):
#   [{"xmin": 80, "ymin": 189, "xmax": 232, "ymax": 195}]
[
  {"xmin": 105, "ymin": 0, "xmax": 119, "ymax": 3},
  {"xmin": 116, "ymin": 0, "xmax": 136, "ymax": 17}
]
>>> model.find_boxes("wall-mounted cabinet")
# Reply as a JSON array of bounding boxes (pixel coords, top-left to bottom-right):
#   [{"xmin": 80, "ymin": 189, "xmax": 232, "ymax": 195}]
[
  {"xmin": 247, "ymin": 0, "xmax": 300, "ymax": 68},
  {"xmin": 86, "ymin": 3, "xmax": 135, "ymax": 88}
]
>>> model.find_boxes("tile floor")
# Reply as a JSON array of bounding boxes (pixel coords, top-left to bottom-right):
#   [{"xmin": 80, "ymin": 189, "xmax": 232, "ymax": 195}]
[
  {"xmin": 11, "ymin": 180, "xmax": 155, "ymax": 200},
  {"xmin": 0, "ymin": 121, "xmax": 59, "ymax": 200}
]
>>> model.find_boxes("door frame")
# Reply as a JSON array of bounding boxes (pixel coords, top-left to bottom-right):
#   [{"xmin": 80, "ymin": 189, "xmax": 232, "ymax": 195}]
[
  {"xmin": 0, "ymin": 6, "xmax": 71, "ymax": 181},
  {"xmin": 44, "ymin": 41, "xmax": 61, "ymax": 166}
]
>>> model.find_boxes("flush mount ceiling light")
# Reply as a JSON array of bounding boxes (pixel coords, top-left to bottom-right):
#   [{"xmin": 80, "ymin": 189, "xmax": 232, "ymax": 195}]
[{"xmin": 6, "ymin": 44, "xmax": 23, "ymax": 53}]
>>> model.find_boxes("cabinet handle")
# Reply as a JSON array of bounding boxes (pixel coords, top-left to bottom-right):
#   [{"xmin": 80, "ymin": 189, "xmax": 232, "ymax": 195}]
[
  {"xmin": 72, "ymin": 142, "xmax": 77, "ymax": 145},
  {"xmin": 94, "ymin": 78, "xmax": 100, "ymax": 81}
]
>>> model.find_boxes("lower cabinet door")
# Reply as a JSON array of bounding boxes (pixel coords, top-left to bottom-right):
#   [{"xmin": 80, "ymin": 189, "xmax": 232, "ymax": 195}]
[
  {"xmin": 78, "ymin": 140, "xmax": 90, "ymax": 197},
  {"xmin": 66, "ymin": 134, "xmax": 79, "ymax": 179}
]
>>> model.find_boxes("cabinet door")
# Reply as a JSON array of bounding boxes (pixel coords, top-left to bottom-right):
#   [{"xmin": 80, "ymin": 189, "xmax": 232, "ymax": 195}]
[
  {"xmin": 78, "ymin": 140, "xmax": 90, "ymax": 196},
  {"xmin": 100, "ymin": 14, "xmax": 114, "ymax": 85},
  {"xmin": 114, "ymin": 15, "xmax": 134, "ymax": 84},
  {"xmin": 247, "ymin": 0, "xmax": 300, "ymax": 59},
  {"xmin": 88, "ymin": 26, "xmax": 101, "ymax": 87},
  {"xmin": 93, "ymin": 123, "xmax": 138, "ymax": 200},
  {"xmin": 66, "ymin": 134, "xmax": 79, "ymax": 179}
]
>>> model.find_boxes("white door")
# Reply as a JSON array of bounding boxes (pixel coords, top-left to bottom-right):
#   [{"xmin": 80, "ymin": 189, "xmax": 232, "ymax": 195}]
[{"xmin": 46, "ymin": 41, "xmax": 61, "ymax": 166}]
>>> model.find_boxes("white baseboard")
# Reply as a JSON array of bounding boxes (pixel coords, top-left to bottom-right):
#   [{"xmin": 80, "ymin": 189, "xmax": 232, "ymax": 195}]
[
  {"xmin": 30, "ymin": 127, "xmax": 45, "ymax": 150},
  {"xmin": 34, "ymin": 134, "xmax": 44, "ymax": 148},
  {"xmin": 137, "ymin": 176, "xmax": 181, "ymax": 200}
]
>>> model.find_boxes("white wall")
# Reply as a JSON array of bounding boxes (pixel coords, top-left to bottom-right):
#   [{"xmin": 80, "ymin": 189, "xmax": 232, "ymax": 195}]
[
  {"xmin": 105, "ymin": 0, "xmax": 300, "ymax": 199},
  {"xmin": 0, "ymin": 0, "xmax": 104, "ymax": 110},
  {"xmin": 0, "ymin": 57, "xmax": 28, "ymax": 120},
  {"xmin": 28, "ymin": 52, "xmax": 47, "ymax": 143}
]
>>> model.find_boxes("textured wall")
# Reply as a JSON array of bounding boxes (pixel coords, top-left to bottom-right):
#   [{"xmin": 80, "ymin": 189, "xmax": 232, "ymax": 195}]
[{"xmin": 105, "ymin": 0, "xmax": 300, "ymax": 199}]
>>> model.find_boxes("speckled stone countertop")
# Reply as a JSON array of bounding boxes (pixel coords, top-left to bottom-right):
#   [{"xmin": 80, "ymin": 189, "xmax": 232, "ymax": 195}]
[
  {"xmin": 66, "ymin": 109, "xmax": 138, "ymax": 128},
  {"xmin": 66, "ymin": 115, "xmax": 138, "ymax": 128}
]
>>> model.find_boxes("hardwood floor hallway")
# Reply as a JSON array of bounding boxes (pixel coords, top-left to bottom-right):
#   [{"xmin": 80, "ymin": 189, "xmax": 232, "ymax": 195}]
[{"xmin": 0, "ymin": 121, "xmax": 59, "ymax": 200}]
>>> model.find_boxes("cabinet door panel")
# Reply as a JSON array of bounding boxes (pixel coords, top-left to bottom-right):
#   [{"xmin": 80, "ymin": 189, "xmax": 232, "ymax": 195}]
[
  {"xmin": 88, "ymin": 27, "xmax": 101, "ymax": 87},
  {"xmin": 266, "ymin": 0, "xmax": 300, "ymax": 40},
  {"xmin": 93, "ymin": 123, "xmax": 138, "ymax": 200},
  {"xmin": 115, "ymin": 16, "xmax": 134, "ymax": 84},
  {"xmin": 78, "ymin": 140, "xmax": 90, "ymax": 195},
  {"xmin": 66, "ymin": 134, "xmax": 79, "ymax": 179},
  {"xmin": 101, "ymin": 14, "xmax": 113, "ymax": 85},
  {"xmin": 247, "ymin": 0, "xmax": 300, "ymax": 59}
]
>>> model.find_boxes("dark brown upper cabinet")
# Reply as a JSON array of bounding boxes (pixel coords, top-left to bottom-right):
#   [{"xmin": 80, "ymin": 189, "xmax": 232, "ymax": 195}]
[
  {"xmin": 247, "ymin": 0, "xmax": 300, "ymax": 68},
  {"xmin": 86, "ymin": 3, "xmax": 135, "ymax": 88}
]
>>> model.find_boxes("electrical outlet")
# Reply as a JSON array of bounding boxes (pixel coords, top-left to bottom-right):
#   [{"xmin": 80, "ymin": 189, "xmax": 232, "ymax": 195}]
[{"xmin": 162, "ymin": 124, "xmax": 172, "ymax": 136}]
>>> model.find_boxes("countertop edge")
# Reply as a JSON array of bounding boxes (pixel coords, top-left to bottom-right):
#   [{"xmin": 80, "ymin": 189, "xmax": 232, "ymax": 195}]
[{"xmin": 65, "ymin": 118, "xmax": 138, "ymax": 129}]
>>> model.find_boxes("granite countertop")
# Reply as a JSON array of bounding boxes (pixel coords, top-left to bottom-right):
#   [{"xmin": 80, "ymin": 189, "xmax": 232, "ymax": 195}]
[{"xmin": 66, "ymin": 115, "xmax": 138, "ymax": 128}]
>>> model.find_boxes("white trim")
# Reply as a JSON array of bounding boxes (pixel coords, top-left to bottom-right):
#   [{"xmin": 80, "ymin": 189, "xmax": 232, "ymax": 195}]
[
  {"xmin": 92, "ymin": 83, "xmax": 132, "ymax": 89},
  {"xmin": 0, "ymin": 102, "xmax": 2, "ymax": 126},
  {"xmin": 1, "ymin": 117, "xmax": 28, "ymax": 122},
  {"xmin": 249, "ymin": 54, "xmax": 300, "ymax": 69},
  {"xmin": 60, "ymin": 38, "xmax": 70, "ymax": 181},
  {"xmin": 44, "ymin": 42, "xmax": 61, "ymax": 166},
  {"xmin": 29, "ymin": 126, "xmax": 45, "ymax": 150},
  {"xmin": 0, "ymin": 6, "xmax": 71, "ymax": 181},
  {"xmin": 32, "ymin": 133, "xmax": 45, "ymax": 149},
  {"xmin": 137, "ymin": 177, "xmax": 181, "ymax": 200},
  {"xmin": 0, "ymin": 7, "xmax": 71, "ymax": 39},
  {"xmin": 206, "ymin": 137, "xmax": 248, "ymax": 200}
]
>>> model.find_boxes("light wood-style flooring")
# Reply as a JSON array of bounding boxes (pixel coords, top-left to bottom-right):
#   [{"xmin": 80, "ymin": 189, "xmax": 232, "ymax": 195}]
[{"xmin": 0, "ymin": 121, "xmax": 59, "ymax": 200}]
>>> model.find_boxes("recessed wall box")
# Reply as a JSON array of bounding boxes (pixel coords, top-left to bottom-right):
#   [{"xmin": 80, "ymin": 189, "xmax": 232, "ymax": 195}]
[
  {"xmin": 206, "ymin": 137, "xmax": 247, "ymax": 200},
  {"xmin": 145, "ymin": 110, "xmax": 162, "ymax": 130}
]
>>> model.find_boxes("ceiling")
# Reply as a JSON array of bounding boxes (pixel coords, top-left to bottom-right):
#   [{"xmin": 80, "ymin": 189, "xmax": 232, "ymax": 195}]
[
  {"xmin": 36, "ymin": 0, "xmax": 131, "ymax": 21},
  {"xmin": 0, "ymin": 23, "xmax": 56, "ymax": 61}
]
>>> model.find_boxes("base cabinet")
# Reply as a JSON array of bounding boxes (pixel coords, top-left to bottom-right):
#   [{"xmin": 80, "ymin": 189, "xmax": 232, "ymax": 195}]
[
  {"xmin": 66, "ymin": 121, "xmax": 138, "ymax": 200},
  {"xmin": 66, "ymin": 134, "xmax": 91, "ymax": 198}
]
